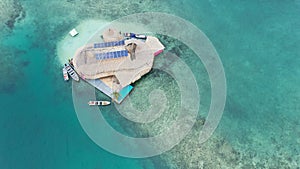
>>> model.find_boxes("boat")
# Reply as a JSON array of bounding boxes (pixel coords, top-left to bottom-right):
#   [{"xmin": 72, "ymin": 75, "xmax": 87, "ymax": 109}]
[
  {"xmin": 69, "ymin": 28, "xmax": 79, "ymax": 37},
  {"xmin": 124, "ymin": 32, "xmax": 134, "ymax": 38},
  {"xmin": 124, "ymin": 32, "xmax": 147, "ymax": 40},
  {"xmin": 64, "ymin": 63, "xmax": 79, "ymax": 81},
  {"xmin": 88, "ymin": 101, "xmax": 111, "ymax": 106},
  {"xmin": 62, "ymin": 67, "xmax": 69, "ymax": 81},
  {"xmin": 135, "ymin": 34, "xmax": 147, "ymax": 39}
]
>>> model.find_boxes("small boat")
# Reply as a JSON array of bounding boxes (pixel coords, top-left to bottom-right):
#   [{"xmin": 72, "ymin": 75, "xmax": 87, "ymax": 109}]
[
  {"xmin": 124, "ymin": 32, "xmax": 147, "ymax": 39},
  {"xmin": 135, "ymin": 34, "xmax": 147, "ymax": 39},
  {"xmin": 62, "ymin": 67, "xmax": 69, "ymax": 81},
  {"xmin": 124, "ymin": 32, "xmax": 134, "ymax": 38},
  {"xmin": 88, "ymin": 101, "xmax": 111, "ymax": 106},
  {"xmin": 69, "ymin": 28, "xmax": 79, "ymax": 37},
  {"xmin": 64, "ymin": 63, "xmax": 79, "ymax": 81}
]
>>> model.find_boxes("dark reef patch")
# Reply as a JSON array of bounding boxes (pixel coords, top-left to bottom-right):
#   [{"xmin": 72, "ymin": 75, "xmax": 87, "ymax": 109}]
[{"xmin": 3, "ymin": 0, "xmax": 25, "ymax": 30}]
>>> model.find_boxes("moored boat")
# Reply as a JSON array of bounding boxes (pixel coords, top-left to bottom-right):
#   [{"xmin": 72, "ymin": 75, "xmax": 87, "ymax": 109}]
[
  {"xmin": 69, "ymin": 28, "xmax": 79, "ymax": 37},
  {"xmin": 135, "ymin": 34, "xmax": 147, "ymax": 39},
  {"xmin": 88, "ymin": 101, "xmax": 111, "ymax": 106},
  {"xmin": 124, "ymin": 32, "xmax": 147, "ymax": 39},
  {"xmin": 62, "ymin": 67, "xmax": 69, "ymax": 81},
  {"xmin": 64, "ymin": 63, "xmax": 79, "ymax": 81}
]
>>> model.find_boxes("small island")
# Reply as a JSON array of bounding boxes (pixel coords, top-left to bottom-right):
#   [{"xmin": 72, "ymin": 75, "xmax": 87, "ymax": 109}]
[{"xmin": 71, "ymin": 28, "xmax": 165, "ymax": 103}]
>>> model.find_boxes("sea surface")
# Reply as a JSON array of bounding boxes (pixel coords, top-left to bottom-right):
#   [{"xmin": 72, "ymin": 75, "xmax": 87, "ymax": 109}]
[{"xmin": 0, "ymin": 0, "xmax": 300, "ymax": 168}]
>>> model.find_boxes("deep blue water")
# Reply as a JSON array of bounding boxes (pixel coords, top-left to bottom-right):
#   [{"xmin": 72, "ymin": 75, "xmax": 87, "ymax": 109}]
[{"xmin": 0, "ymin": 0, "xmax": 300, "ymax": 168}]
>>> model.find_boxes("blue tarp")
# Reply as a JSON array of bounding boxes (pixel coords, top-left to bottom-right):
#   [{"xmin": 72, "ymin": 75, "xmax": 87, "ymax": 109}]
[
  {"xmin": 85, "ymin": 79, "xmax": 133, "ymax": 104},
  {"xmin": 117, "ymin": 85, "xmax": 134, "ymax": 103}
]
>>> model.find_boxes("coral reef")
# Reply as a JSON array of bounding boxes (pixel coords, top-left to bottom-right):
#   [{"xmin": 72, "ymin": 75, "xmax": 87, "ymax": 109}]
[
  {"xmin": 122, "ymin": 36, "xmax": 300, "ymax": 168},
  {"xmin": 54, "ymin": 1, "xmax": 300, "ymax": 168},
  {"xmin": 0, "ymin": 0, "xmax": 25, "ymax": 31}
]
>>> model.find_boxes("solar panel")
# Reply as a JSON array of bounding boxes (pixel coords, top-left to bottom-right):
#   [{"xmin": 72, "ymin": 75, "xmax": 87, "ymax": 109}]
[
  {"xmin": 95, "ymin": 50, "xmax": 129, "ymax": 60},
  {"xmin": 94, "ymin": 40, "xmax": 125, "ymax": 48}
]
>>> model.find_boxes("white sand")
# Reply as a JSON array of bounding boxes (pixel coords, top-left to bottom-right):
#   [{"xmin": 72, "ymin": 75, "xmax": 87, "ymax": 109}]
[{"xmin": 56, "ymin": 19, "xmax": 110, "ymax": 64}]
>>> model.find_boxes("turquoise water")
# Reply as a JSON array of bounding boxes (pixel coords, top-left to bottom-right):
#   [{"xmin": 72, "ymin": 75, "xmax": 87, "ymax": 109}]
[{"xmin": 1, "ymin": 0, "xmax": 300, "ymax": 168}]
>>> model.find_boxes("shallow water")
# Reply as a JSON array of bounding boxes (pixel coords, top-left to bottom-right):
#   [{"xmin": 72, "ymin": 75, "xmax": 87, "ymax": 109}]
[{"xmin": 0, "ymin": 0, "xmax": 299, "ymax": 168}]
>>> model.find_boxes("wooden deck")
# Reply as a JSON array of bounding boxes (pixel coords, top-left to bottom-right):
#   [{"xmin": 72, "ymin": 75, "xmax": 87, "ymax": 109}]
[{"xmin": 72, "ymin": 29, "xmax": 164, "ymax": 103}]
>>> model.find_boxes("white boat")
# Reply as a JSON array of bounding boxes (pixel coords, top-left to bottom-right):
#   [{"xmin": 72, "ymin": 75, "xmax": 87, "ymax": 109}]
[
  {"xmin": 69, "ymin": 28, "xmax": 79, "ymax": 37},
  {"xmin": 135, "ymin": 34, "xmax": 147, "ymax": 39},
  {"xmin": 124, "ymin": 32, "xmax": 147, "ymax": 39},
  {"xmin": 64, "ymin": 63, "xmax": 79, "ymax": 81},
  {"xmin": 88, "ymin": 101, "xmax": 111, "ymax": 106},
  {"xmin": 62, "ymin": 67, "xmax": 69, "ymax": 81}
]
